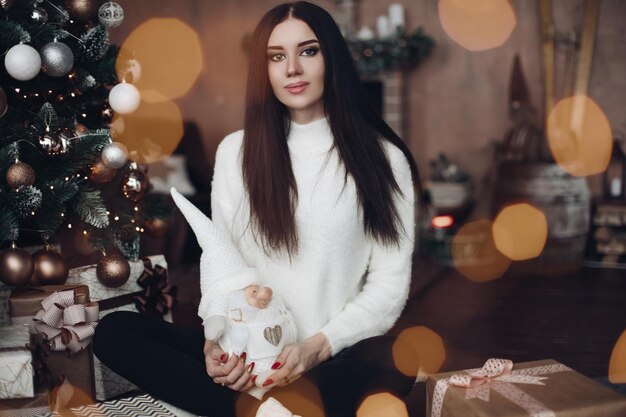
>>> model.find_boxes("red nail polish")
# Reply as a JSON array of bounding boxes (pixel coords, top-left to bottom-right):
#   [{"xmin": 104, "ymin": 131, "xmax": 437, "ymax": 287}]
[
  {"xmin": 241, "ymin": 352, "xmax": 247, "ymax": 361},
  {"xmin": 220, "ymin": 354, "xmax": 226, "ymax": 362},
  {"xmin": 251, "ymin": 375, "xmax": 257, "ymax": 384},
  {"xmin": 262, "ymin": 378, "xmax": 274, "ymax": 387},
  {"xmin": 271, "ymin": 361, "xmax": 281, "ymax": 369},
  {"xmin": 247, "ymin": 362, "xmax": 255, "ymax": 372}
]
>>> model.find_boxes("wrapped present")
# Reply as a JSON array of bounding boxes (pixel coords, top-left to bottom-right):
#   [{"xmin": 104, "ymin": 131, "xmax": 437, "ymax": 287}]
[
  {"xmin": 0, "ymin": 386, "xmax": 49, "ymax": 417},
  {"xmin": 427, "ymin": 358, "xmax": 626, "ymax": 417},
  {"xmin": 8, "ymin": 286, "xmax": 97, "ymax": 406},
  {"xmin": 66, "ymin": 255, "xmax": 176, "ymax": 400},
  {"xmin": 0, "ymin": 325, "xmax": 33, "ymax": 399}
]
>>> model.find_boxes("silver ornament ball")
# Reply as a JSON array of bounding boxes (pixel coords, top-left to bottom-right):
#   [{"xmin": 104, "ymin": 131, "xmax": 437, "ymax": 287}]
[
  {"xmin": 40, "ymin": 41, "xmax": 74, "ymax": 77},
  {"xmin": 102, "ymin": 142, "xmax": 128, "ymax": 169},
  {"xmin": 31, "ymin": 6, "xmax": 48, "ymax": 24},
  {"xmin": 98, "ymin": 1, "xmax": 124, "ymax": 28}
]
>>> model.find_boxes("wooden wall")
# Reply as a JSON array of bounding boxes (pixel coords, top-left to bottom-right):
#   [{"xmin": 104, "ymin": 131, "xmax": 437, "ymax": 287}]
[{"xmin": 109, "ymin": 0, "xmax": 625, "ymax": 197}]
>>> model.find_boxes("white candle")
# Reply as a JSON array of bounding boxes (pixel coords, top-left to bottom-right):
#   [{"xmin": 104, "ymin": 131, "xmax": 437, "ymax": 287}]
[
  {"xmin": 356, "ymin": 25, "xmax": 375, "ymax": 41},
  {"xmin": 376, "ymin": 15, "xmax": 391, "ymax": 38},
  {"xmin": 389, "ymin": 3, "xmax": 405, "ymax": 32},
  {"xmin": 610, "ymin": 178, "xmax": 622, "ymax": 197}
]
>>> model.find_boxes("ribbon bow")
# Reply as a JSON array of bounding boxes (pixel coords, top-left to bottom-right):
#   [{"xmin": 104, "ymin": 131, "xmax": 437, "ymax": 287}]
[
  {"xmin": 431, "ymin": 358, "xmax": 571, "ymax": 417},
  {"xmin": 133, "ymin": 258, "xmax": 177, "ymax": 319},
  {"xmin": 31, "ymin": 290, "xmax": 99, "ymax": 354}
]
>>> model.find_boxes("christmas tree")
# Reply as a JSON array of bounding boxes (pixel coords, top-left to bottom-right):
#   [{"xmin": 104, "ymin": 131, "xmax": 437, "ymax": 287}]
[{"xmin": 0, "ymin": 0, "xmax": 172, "ymax": 286}]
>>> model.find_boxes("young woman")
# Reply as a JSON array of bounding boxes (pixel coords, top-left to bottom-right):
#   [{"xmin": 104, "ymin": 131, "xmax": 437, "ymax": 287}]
[{"xmin": 94, "ymin": 2, "xmax": 423, "ymax": 416}]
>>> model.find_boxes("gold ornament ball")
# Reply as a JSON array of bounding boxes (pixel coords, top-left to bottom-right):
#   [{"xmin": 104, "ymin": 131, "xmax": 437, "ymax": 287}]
[
  {"xmin": 0, "ymin": 246, "xmax": 34, "ymax": 286},
  {"xmin": 145, "ymin": 218, "xmax": 168, "ymax": 238},
  {"xmin": 64, "ymin": 0, "xmax": 99, "ymax": 22},
  {"xmin": 96, "ymin": 253, "xmax": 131, "ymax": 288},
  {"xmin": 89, "ymin": 160, "xmax": 117, "ymax": 183},
  {"xmin": 6, "ymin": 161, "xmax": 36, "ymax": 189},
  {"xmin": 30, "ymin": 248, "xmax": 68, "ymax": 286}
]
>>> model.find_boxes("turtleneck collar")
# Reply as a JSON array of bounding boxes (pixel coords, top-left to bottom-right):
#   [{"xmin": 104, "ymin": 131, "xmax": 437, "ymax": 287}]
[{"xmin": 287, "ymin": 117, "xmax": 334, "ymax": 155}]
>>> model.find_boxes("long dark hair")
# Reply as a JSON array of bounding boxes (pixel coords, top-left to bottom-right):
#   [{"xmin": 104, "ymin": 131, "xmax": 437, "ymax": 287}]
[{"xmin": 243, "ymin": 1, "xmax": 424, "ymax": 256}]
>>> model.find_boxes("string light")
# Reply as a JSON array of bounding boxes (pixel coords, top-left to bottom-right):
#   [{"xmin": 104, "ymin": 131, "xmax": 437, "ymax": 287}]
[
  {"xmin": 135, "ymin": 227, "xmax": 140, "ymax": 232},
  {"xmin": 50, "ymin": 185, "xmax": 54, "ymax": 190},
  {"xmin": 60, "ymin": 213, "xmax": 64, "ymax": 217},
  {"xmin": 15, "ymin": 88, "xmax": 20, "ymax": 93},
  {"xmin": 114, "ymin": 216, "xmax": 119, "ymax": 221},
  {"xmin": 106, "ymin": 211, "xmax": 111, "ymax": 215},
  {"xmin": 67, "ymin": 224, "xmax": 72, "ymax": 229},
  {"xmin": 82, "ymin": 230, "xmax": 88, "ymax": 235},
  {"xmin": 134, "ymin": 206, "xmax": 139, "ymax": 212}
]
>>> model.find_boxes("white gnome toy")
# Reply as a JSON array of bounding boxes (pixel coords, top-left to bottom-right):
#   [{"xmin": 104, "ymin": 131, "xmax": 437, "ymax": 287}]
[{"xmin": 170, "ymin": 188, "xmax": 298, "ymax": 399}]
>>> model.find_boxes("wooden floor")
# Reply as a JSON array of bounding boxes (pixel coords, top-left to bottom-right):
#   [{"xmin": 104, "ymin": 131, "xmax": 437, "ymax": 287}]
[{"xmin": 167, "ymin": 254, "xmax": 626, "ymax": 415}]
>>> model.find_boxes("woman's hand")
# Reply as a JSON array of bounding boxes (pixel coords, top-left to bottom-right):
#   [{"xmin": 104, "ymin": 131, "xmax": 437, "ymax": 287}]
[
  {"xmin": 262, "ymin": 333, "xmax": 332, "ymax": 388},
  {"xmin": 203, "ymin": 340, "xmax": 255, "ymax": 392}
]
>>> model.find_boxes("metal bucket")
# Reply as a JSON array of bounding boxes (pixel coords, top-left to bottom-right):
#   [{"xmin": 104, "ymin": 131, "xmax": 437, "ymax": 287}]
[{"xmin": 493, "ymin": 163, "xmax": 591, "ymax": 274}]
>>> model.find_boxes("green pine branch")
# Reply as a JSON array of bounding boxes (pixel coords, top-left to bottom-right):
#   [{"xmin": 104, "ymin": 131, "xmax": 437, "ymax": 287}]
[
  {"xmin": 0, "ymin": 206, "xmax": 19, "ymax": 244},
  {"xmin": 77, "ymin": 25, "xmax": 109, "ymax": 64},
  {"xmin": 9, "ymin": 186, "xmax": 43, "ymax": 218},
  {"xmin": 0, "ymin": 143, "xmax": 19, "ymax": 174},
  {"xmin": 0, "ymin": 21, "xmax": 31, "ymax": 52},
  {"xmin": 139, "ymin": 194, "xmax": 176, "ymax": 220},
  {"xmin": 73, "ymin": 188, "xmax": 109, "ymax": 228}
]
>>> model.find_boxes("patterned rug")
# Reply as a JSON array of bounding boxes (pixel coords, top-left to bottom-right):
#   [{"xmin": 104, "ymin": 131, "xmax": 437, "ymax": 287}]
[{"xmin": 38, "ymin": 394, "xmax": 177, "ymax": 417}]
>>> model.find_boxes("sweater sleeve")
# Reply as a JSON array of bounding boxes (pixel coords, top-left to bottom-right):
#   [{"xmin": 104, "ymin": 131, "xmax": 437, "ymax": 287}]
[
  {"xmin": 320, "ymin": 147, "xmax": 416, "ymax": 355},
  {"xmin": 196, "ymin": 132, "xmax": 258, "ymax": 326}
]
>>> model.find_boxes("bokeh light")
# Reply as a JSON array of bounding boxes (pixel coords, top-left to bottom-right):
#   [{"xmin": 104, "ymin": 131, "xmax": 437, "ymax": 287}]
[
  {"xmin": 452, "ymin": 220, "xmax": 511, "ymax": 282},
  {"xmin": 547, "ymin": 95, "xmax": 612, "ymax": 177},
  {"xmin": 609, "ymin": 329, "xmax": 626, "ymax": 383},
  {"xmin": 393, "ymin": 326, "xmax": 446, "ymax": 377},
  {"xmin": 493, "ymin": 203, "xmax": 548, "ymax": 261},
  {"xmin": 110, "ymin": 93, "xmax": 184, "ymax": 164},
  {"xmin": 357, "ymin": 392, "xmax": 408, "ymax": 417},
  {"xmin": 236, "ymin": 377, "xmax": 324, "ymax": 417},
  {"xmin": 438, "ymin": 0, "xmax": 517, "ymax": 51},
  {"xmin": 116, "ymin": 18, "xmax": 203, "ymax": 102}
]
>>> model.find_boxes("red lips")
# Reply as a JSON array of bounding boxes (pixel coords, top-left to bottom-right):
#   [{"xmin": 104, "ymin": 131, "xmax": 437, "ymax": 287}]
[{"xmin": 285, "ymin": 81, "xmax": 309, "ymax": 94}]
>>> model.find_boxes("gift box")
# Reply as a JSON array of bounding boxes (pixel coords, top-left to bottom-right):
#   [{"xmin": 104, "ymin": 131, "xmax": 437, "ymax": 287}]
[
  {"xmin": 8, "ymin": 286, "xmax": 97, "ymax": 407},
  {"xmin": 0, "ymin": 325, "xmax": 33, "ymax": 399},
  {"xmin": 0, "ymin": 386, "xmax": 49, "ymax": 417},
  {"xmin": 427, "ymin": 358, "xmax": 626, "ymax": 417},
  {"xmin": 65, "ymin": 255, "xmax": 176, "ymax": 401}
]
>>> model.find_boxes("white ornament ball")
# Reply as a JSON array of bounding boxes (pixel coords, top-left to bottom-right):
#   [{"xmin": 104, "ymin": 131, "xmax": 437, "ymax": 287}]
[
  {"xmin": 40, "ymin": 41, "xmax": 74, "ymax": 77},
  {"xmin": 101, "ymin": 142, "xmax": 128, "ymax": 169},
  {"xmin": 108, "ymin": 83, "xmax": 141, "ymax": 114},
  {"xmin": 4, "ymin": 44, "xmax": 42, "ymax": 81},
  {"xmin": 98, "ymin": 1, "xmax": 124, "ymax": 28}
]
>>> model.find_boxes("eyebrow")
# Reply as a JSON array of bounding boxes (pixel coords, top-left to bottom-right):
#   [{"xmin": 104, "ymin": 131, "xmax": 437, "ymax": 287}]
[{"xmin": 267, "ymin": 39, "xmax": 320, "ymax": 50}]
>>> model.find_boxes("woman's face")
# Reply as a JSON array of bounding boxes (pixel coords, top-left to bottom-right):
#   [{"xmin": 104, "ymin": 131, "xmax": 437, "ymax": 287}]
[{"xmin": 267, "ymin": 18, "xmax": 325, "ymax": 124}]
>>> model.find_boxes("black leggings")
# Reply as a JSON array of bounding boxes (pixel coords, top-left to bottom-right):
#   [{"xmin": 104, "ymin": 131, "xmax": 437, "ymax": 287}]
[{"xmin": 93, "ymin": 311, "xmax": 414, "ymax": 417}]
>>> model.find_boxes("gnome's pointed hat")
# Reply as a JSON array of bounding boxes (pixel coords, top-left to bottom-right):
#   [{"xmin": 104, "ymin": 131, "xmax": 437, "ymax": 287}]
[{"xmin": 170, "ymin": 187, "xmax": 248, "ymax": 278}]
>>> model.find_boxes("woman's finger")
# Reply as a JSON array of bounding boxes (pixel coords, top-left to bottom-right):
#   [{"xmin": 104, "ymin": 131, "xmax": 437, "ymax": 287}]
[
  {"xmin": 228, "ymin": 362, "xmax": 255, "ymax": 391},
  {"xmin": 222, "ymin": 356, "xmax": 247, "ymax": 385}
]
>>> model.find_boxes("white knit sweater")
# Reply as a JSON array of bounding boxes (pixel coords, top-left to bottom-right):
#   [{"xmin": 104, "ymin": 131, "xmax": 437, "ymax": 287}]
[{"xmin": 203, "ymin": 117, "xmax": 416, "ymax": 355}]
